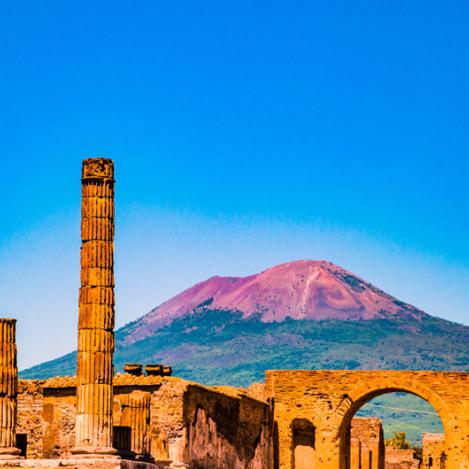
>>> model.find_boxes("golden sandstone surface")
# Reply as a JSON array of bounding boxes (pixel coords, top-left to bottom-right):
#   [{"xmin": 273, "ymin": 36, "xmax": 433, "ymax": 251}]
[
  {"xmin": 0, "ymin": 319, "xmax": 20, "ymax": 459},
  {"xmin": 350, "ymin": 417, "xmax": 384, "ymax": 469},
  {"xmin": 422, "ymin": 433, "xmax": 446, "ymax": 469},
  {"xmin": 74, "ymin": 158, "xmax": 116, "ymax": 456},
  {"xmin": 266, "ymin": 369, "xmax": 469, "ymax": 469},
  {"xmin": 0, "ymin": 158, "xmax": 468, "ymax": 468}
]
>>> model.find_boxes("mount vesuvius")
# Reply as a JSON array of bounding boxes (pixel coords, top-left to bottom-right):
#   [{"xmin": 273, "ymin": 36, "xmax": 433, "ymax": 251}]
[{"xmin": 22, "ymin": 260, "xmax": 468, "ymax": 385}]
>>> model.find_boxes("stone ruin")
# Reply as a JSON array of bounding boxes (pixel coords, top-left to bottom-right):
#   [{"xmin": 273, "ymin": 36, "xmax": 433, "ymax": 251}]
[
  {"xmin": 350, "ymin": 417, "xmax": 384, "ymax": 469},
  {"xmin": 421, "ymin": 433, "xmax": 446, "ymax": 469},
  {"xmin": 0, "ymin": 158, "xmax": 468, "ymax": 469},
  {"xmin": 384, "ymin": 448, "xmax": 419, "ymax": 469}
]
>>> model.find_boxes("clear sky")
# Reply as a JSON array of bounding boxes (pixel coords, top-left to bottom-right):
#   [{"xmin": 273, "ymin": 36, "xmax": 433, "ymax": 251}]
[{"xmin": 1, "ymin": 1, "xmax": 468, "ymax": 369}]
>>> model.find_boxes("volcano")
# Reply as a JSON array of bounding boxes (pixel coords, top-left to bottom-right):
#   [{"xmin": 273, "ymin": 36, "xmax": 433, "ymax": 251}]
[
  {"xmin": 122, "ymin": 260, "xmax": 426, "ymax": 345},
  {"xmin": 22, "ymin": 259, "xmax": 468, "ymax": 385}
]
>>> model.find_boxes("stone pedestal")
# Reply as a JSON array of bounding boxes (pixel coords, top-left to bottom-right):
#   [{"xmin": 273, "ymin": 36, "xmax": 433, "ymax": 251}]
[
  {"xmin": 0, "ymin": 319, "xmax": 20, "ymax": 460},
  {"xmin": 72, "ymin": 158, "xmax": 117, "ymax": 457}
]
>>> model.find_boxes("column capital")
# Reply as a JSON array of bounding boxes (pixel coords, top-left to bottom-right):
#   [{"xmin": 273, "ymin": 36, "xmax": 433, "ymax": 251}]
[
  {"xmin": 82, "ymin": 158, "xmax": 114, "ymax": 181},
  {"xmin": 0, "ymin": 318, "xmax": 16, "ymax": 326}
]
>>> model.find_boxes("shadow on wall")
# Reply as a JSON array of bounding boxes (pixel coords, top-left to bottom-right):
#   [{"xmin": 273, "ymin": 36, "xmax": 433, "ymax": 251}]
[
  {"xmin": 182, "ymin": 385, "xmax": 274, "ymax": 469},
  {"xmin": 291, "ymin": 418, "xmax": 316, "ymax": 469}
]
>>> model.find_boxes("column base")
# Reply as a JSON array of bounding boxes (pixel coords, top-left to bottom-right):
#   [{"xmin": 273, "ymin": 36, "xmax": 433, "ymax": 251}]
[
  {"xmin": 70, "ymin": 446, "xmax": 120, "ymax": 458},
  {"xmin": 0, "ymin": 447, "xmax": 21, "ymax": 460},
  {"xmin": 116, "ymin": 450, "xmax": 136, "ymax": 460}
]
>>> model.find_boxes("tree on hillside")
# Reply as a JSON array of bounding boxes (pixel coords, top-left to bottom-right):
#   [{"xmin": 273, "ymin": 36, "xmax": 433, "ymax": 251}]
[{"xmin": 385, "ymin": 432, "xmax": 411, "ymax": 449}]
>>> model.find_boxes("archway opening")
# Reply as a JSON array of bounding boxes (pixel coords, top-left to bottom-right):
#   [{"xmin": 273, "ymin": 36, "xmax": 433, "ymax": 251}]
[
  {"xmin": 291, "ymin": 418, "xmax": 316, "ymax": 469},
  {"xmin": 341, "ymin": 391, "xmax": 445, "ymax": 469}
]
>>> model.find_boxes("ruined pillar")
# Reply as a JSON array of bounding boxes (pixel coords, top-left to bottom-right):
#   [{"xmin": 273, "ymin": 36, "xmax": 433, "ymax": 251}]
[
  {"xmin": 0, "ymin": 318, "xmax": 20, "ymax": 459},
  {"xmin": 72, "ymin": 158, "xmax": 117, "ymax": 456},
  {"xmin": 119, "ymin": 391, "xmax": 151, "ymax": 459}
]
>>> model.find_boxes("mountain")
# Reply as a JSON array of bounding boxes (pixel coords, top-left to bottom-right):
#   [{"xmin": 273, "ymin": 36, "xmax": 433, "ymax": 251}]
[
  {"xmin": 23, "ymin": 260, "xmax": 468, "ymax": 382},
  {"xmin": 121, "ymin": 260, "xmax": 427, "ymax": 345},
  {"xmin": 21, "ymin": 260, "xmax": 468, "ymax": 444}
]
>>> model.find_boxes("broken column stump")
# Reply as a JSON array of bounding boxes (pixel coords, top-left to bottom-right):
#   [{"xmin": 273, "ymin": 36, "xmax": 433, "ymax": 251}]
[{"xmin": 0, "ymin": 318, "xmax": 20, "ymax": 460}]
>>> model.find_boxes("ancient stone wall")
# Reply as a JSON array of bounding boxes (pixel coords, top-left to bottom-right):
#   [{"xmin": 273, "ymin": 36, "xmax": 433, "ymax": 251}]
[
  {"xmin": 15, "ymin": 376, "xmax": 273, "ymax": 468},
  {"xmin": 384, "ymin": 448, "xmax": 419, "ymax": 469},
  {"xmin": 265, "ymin": 370, "xmax": 469, "ymax": 469},
  {"xmin": 183, "ymin": 385, "xmax": 273, "ymax": 469},
  {"xmin": 246, "ymin": 383, "xmax": 267, "ymax": 401},
  {"xmin": 422, "ymin": 433, "xmax": 446, "ymax": 469},
  {"xmin": 17, "ymin": 381, "xmax": 76, "ymax": 459},
  {"xmin": 350, "ymin": 417, "xmax": 384, "ymax": 469},
  {"xmin": 149, "ymin": 379, "xmax": 274, "ymax": 468},
  {"xmin": 149, "ymin": 379, "xmax": 187, "ymax": 466},
  {"xmin": 17, "ymin": 381, "xmax": 44, "ymax": 458},
  {"xmin": 42, "ymin": 391, "xmax": 76, "ymax": 458},
  {"xmin": 16, "ymin": 375, "xmax": 162, "ymax": 461}
]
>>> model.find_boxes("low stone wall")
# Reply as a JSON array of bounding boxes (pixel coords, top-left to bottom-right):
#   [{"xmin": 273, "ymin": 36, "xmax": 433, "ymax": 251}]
[
  {"xmin": 183, "ymin": 385, "xmax": 273, "ymax": 469},
  {"xmin": 350, "ymin": 417, "xmax": 384, "ymax": 469},
  {"xmin": 15, "ymin": 376, "xmax": 273, "ymax": 469},
  {"xmin": 17, "ymin": 381, "xmax": 45, "ymax": 459},
  {"xmin": 16, "ymin": 375, "xmax": 167, "ymax": 461},
  {"xmin": 384, "ymin": 448, "xmax": 419, "ymax": 469},
  {"xmin": 150, "ymin": 379, "xmax": 273, "ymax": 468},
  {"xmin": 422, "ymin": 433, "xmax": 446, "ymax": 469}
]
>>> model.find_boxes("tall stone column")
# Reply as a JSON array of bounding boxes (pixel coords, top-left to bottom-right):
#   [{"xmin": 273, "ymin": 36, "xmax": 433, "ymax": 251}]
[
  {"xmin": 0, "ymin": 318, "xmax": 20, "ymax": 459},
  {"xmin": 72, "ymin": 158, "xmax": 117, "ymax": 456}
]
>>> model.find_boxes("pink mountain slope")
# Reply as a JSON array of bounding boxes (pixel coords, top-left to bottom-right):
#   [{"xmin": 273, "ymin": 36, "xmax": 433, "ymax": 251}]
[{"xmin": 122, "ymin": 260, "xmax": 426, "ymax": 344}]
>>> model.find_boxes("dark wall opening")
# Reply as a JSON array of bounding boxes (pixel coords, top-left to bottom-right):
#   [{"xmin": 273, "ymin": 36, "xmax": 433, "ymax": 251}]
[
  {"xmin": 16, "ymin": 433, "xmax": 27, "ymax": 457},
  {"xmin": 291, "ymin": 418, "xmax": 315, "ymax": 469}
]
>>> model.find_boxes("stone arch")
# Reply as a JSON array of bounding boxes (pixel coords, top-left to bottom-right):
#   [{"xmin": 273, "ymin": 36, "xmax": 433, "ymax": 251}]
[
  {"xmin": 330, "ymin": 376, "xmax": 451, "ymax": 469},
  {"xmin": 266, "ymin": 370, "xmax": 469, "ymax": 469},
  {"xmin": 332, "ymin": 376, "xmax": 451, "ymax": 438}
]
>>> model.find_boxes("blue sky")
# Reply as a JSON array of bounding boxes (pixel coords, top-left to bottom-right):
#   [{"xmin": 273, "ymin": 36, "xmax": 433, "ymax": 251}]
[{"xmin": 1, "ymin": 1, "xmax": 468, "ymax": 369}]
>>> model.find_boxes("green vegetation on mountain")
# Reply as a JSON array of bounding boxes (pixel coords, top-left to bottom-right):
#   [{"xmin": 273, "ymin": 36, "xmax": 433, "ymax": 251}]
[{"xmin": 22, "ymin": 307, "xmax": 469, "ymax": 383}]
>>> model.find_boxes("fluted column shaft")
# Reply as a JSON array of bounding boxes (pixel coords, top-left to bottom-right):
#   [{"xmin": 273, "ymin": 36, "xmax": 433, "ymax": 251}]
[
  {"xmin": 120, "ymin": 391, "xmax": 151, "ymax": 458},
  {"xmin": 73, "ymin": 158, "xmax": 116, "ymax": 455},
  {"xmin": 0, "ymin": 319, "xmax": 20, "ymax": 459}
]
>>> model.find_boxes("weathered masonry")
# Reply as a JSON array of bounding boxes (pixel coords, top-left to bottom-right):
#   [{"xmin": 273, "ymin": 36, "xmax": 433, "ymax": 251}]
[
  {"xmin": 350, "ymin": 417, "xmax": 384, "ymax": 469},
  {"xmin": 422, "ymin": 433, "xmax": 446, "ymax": 469},
  {"xmin": 73, "ymin": 158, "xmax": 117, "ymax": 456},
  {"xmin": 16, "ymin": 373, "xmax": 272, "ymax": 468},
  {"xmin": 0, "ymin": 319, "xmax": 21, "ymax": 460},
  {"xmin": 265, "ymin": 370, "xmax": 469, "ymax": 469}
]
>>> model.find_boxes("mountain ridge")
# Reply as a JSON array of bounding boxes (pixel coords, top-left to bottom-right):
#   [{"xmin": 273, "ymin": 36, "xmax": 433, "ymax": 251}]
[
  {"xmin": 22, "ymin": 259, "xmax": 468, "ymax": 382},
  {"xmin": 121, "ymin": 259, "xmax": 428, "ymax": 345}
]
